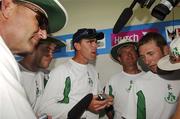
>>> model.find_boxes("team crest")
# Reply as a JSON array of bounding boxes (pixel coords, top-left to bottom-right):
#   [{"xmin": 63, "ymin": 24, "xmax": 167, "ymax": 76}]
[{"xmin": 164, "ymin": 84, "xmax": 178, "ymax": 104}]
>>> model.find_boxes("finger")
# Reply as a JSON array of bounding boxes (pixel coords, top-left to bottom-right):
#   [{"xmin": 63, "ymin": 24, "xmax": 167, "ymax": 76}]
[{"xmin": 95, "ymin": 104, "xmax": 107, "ymax": 111}]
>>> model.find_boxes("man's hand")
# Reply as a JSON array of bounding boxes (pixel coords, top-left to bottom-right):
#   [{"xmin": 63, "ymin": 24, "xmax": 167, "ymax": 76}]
[
  {"xmin": 37, "ymin": 114, "xmax": 52, "ymax": 119},
  {"xmin": 88, "ymin": 95, "xmax": 113, "ymax": 113},
  {"xmin": 47, "ymin": 115, "xmax": 52, "ymax": 119}
]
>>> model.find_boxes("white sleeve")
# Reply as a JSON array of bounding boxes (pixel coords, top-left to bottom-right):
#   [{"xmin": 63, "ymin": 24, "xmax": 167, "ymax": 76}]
[{"xmin": 37, "ymin": 65, "xmax": 76, "ymax": 119}]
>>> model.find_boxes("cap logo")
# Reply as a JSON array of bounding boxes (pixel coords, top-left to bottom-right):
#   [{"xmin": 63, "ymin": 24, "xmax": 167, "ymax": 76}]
[
  {"xmin": 157, "ymin": 37, "xmax": 180, "ymax": 71},
  {"xmin": 172, "ymin": 47, "xmax": 180, "ymax": 57}
]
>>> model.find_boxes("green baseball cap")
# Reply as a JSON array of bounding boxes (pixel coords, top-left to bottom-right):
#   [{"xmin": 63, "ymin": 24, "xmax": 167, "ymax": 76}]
[{"xmin": 18, "ymin": 0, "xmax": 68, "ymax": 33}]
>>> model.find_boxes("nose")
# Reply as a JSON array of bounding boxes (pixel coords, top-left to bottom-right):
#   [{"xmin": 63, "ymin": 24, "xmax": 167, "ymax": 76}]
[
  {"xmin": 91, "ymin": 41, "xmax": 98, "ymax": 48},
  {"xmin": 143, "ymin": 56, "xmax": 151, "ymax": 66},
  {"xmin": 48, "ymin": 50, "xmax": 54, "ymax": 58},
  {"xmin": 46, "ymin": 47, "xmax": 55, "ymax": 58},
  {"xmin": 47, "ymin": 53, "xmax": 53, "ymax": 59},
  {"xmin": 37, "ymin": 28, "xmax": 47, "ymax": 40},
  {"xmin": 127, "ymin": 52, "xmax": 133, "ymax": 57}
]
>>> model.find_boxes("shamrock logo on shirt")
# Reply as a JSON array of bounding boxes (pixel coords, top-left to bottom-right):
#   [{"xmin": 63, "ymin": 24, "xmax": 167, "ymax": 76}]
[{"xmin": 164, "ymin": 84, "xmax": 178, "ymax": 104}]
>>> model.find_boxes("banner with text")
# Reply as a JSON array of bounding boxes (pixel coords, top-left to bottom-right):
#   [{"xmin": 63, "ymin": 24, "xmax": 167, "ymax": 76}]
[{"xmin": 49, "ymin": 20, "xmax": 180, "ymax": 58}]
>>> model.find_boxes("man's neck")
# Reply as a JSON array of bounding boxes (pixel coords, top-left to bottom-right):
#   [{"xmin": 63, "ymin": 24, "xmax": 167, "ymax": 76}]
[
  {"xmin": 19, "ymin": 60, "xmax": 39, "ymax": 72},
  {"xmin": 123, "ymin": 66, "xmax": 141, "ymax": 74},
  {"xmin": 72, "ymin": 56, "xmax": 88, "ymax": 65}
]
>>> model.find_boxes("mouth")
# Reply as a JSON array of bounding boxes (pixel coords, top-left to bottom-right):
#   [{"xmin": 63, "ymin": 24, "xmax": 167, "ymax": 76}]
[
  {"xmin": 33, "ymin": 37, "xmax": 41, "ymax": 45},
  {"xmin": 43, "ymin": 56, "xmax": 52, "ymax": 62},
  {"xmin": 149, "ymin": 65, "xmax": 157, "ymax": 72},
  {"xmin": 91, "ymin": 51, "xmax": 97, "ymax": 55},
  {"xmin": 34, "ymin": 40, "xmax": 39, "ymax": 46}
]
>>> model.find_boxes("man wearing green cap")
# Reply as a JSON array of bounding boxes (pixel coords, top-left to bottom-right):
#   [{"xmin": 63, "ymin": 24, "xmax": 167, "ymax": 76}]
[
  {"xmin": 18, "ymin": 37, "xmax": 66, "ymax": 118},
  {"xmin": 0, "ymin": 0, "xmax": 67, "ymax": 119},
  {"xmin": 105, "ymin": 38, "xmax": 145, "ymax": 119}
]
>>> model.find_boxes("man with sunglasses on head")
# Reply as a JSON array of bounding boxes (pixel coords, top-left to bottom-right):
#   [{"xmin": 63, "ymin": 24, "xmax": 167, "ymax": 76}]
[
  {"xmin": 18, "ymin": 37, "xmax": 66, "ymax": 118},
  {"xmin": 0, "ymin": 0, "xmax": 67, "ymax": 119}
]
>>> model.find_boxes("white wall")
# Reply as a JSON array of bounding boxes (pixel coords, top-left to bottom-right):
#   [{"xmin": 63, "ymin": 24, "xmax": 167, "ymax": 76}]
[
  {"xmin": 55, "ymin": 0, "xmax": 180, "ymax": 35},
  {"xmin": 49, "ymin": 0, "xmax": 180, "ymax": 86}
]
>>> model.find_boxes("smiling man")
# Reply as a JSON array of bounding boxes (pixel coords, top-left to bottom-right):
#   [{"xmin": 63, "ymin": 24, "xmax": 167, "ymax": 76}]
[
  {"xmin": 0, "ymin": 0, "xmax": 67, "ymax": 119},
  {"xmin": 19, "ymin": 37, "xmax": 66, "ymax": 118}
]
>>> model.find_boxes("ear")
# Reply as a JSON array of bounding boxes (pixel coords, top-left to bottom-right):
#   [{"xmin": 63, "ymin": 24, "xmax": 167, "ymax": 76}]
[
  {"xmin": 1, "ymin": 0, "xmax": 16, "ymax": 18},
  {"xmin": 117, "ymin": 55, "xmax": 122, "ymax": 63},
  {"xmin": 74, "ymin": 42, "xmax": 81, "ymax": 51},
  {"xmin": 163, "ymin": 45, "xmax": 170, "ymax": 56}
]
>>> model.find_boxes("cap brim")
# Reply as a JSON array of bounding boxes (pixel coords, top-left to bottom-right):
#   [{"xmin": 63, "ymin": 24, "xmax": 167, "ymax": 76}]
[
  {"xmin": 25, "ymin": 0, "xmax": 68, "ymax": 33},
  {"xmin": 111, "ymin": 42, "xmax": 137, "ymax": 62},
  {"xmin": 39, "ymin": 36, "xmax": 66, "ymax": 48},
  {"xmin": 158, "ymin": 55, "xmax": 180, "ymax": 71}
]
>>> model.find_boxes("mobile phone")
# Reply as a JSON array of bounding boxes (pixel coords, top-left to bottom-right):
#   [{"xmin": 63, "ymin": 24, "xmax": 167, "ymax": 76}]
[
  {"xmin": 39, "ymin": 114, "xmax": 48, "ymax": 119},
  {"xmin": 97, "ymin": 94, "xmax": 107, "ymax": 101}
]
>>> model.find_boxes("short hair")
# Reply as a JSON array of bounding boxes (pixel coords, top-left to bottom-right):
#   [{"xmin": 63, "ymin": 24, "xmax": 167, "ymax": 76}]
[{"xmin": 138, "ymin": 32, "xmax": 167, "ymax": 52}]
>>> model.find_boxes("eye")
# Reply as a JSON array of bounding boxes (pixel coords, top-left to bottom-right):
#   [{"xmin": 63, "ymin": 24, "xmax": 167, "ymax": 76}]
[
  {"xmin": 140, "ymin": 55, "xmax": 145, "ymax": 61},
  {"xmin": 149, "ymin": 52, "xmax": 154, "ymax": 56},
  {"xmin": 90, "ymin": 40, "xmax": 94, "ymax": 43},
  {"xmin": 91, "ymin": 40, "xmax": 97, "ymax": 43},
  {"xmin": 85, "ymin": 40, "xmax": 91, "ymax": 43}
]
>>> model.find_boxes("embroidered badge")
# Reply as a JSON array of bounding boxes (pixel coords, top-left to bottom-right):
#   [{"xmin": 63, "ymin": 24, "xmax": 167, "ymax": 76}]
[
  {"xmin": 35, "ymin": 80, "xmax": 41, "ymax": 97},
  {"xmin": 87, "ymin": 71, "xmax": 93, "ymax": 87},
  {"xmin": 126, "ymin": 80, "xmax": 133, "ymax": 93},
  {"xmin": 44, "ymin": 73, "xmax": 49, "ymax": 88},
  {"xmin": 164, "ymin": 84, "xmax": 178, "ymax": 104}
]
